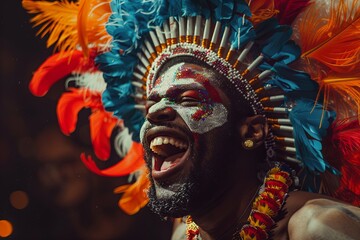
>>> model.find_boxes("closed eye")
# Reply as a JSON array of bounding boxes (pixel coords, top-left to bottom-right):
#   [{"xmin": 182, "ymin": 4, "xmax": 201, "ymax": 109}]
[{"xmin": 179, "ymin": 90, "xmax": 204, "ymax": 106}]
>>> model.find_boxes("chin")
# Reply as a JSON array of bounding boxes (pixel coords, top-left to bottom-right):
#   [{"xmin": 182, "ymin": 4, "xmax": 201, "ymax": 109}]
[{"xmin": 148, "ymin": 172, "xmax": 199, "ymax": 217}]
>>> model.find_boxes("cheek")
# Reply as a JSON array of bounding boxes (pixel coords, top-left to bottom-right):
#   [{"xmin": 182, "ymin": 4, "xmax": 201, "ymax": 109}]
[
  {"xmin": 140, "ymin": 120, "xmax": 151, "ymax": 143},
  {"xmin": 177, "ymin": 103, "xmax": 228, "ymax": 134}
]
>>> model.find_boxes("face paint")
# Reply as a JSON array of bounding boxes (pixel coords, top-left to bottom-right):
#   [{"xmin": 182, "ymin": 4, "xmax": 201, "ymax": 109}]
[
  {"xmin": 148, "ymin": 98, "xmax": 228, "ymax": 134},
  {"xmin": 147, "ymin": 63, "xmax": 228, "ymax": 134}
]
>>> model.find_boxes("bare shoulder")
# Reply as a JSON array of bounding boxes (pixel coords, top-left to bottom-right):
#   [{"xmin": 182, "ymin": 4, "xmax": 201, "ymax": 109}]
[{"xmin": 273, "ymin": 191, "xmax": 360, "ymax": 240}]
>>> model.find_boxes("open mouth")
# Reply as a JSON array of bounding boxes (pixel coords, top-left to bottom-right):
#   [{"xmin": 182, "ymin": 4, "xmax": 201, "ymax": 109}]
[{"xmin": 150, "ymin": 136, "xmax": 189, "ymax": 172}]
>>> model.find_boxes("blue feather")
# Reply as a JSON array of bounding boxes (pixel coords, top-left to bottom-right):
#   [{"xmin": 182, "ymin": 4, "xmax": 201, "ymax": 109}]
[
  {"xmin": 289, "ymin": 99, "xmax": 337, "ymax": 173},
  {"xmin": 229, "ymin": 17, "xmax": 255, "ymax": 49},
  {"xmin": 181, "ymin": 0, "xmax": 209, "ymax": 17},
  {"xmin": 267, "ymin": 63, "xmax": 318, "ymax": 95},
  {"xmin": 209, "ymin": 0, "xmax": 235, "ymax": 23},
  {"xmin": 169, "ymin": 0, "xmax": 183, "ymax": 16},
  {"xmin": 102, "ymin": 81, "xmax": 144, "ymax": 142},
  {"xmin": 255, "ymin": 18, "xmax": 279, "ymax": 38},
  {"xmin": 261, "ymin": 25, "xmax": 292, "ymax": 58},
  {"xmin": 96, "ymin": 51, "xmax": 138, "ymax": 79},
  {"xmin": 234, "ymin": 0, "xmax": 252, "ymax": 17},
  {"xmin": 271, "ymin": 40, "xmax": 300, "ymax": 64}
]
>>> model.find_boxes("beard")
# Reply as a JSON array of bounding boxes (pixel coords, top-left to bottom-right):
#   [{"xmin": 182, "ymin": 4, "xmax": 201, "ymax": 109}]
[{"xmin": 144, "ymin": 121, "xmax": 237, "ymax": 218}]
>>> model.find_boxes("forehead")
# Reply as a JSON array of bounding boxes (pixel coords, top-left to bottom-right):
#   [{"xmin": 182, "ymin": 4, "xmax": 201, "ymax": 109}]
[{"xmin": 151, "ymin": 62, "xmax": 221, "ymax": 94}]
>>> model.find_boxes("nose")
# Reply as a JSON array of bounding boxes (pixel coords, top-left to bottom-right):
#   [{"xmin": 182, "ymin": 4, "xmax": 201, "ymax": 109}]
[{"xmin": 146, "ymin": 106, "xmax": 176, "ymax": 124}]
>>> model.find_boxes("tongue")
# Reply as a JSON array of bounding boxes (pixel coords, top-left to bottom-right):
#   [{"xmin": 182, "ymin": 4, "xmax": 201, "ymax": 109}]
[
  {"xmin": 160, "ymin": 152, "xmax": 185, "ymax": 171},
  {"xmin": 160, "ymin": 160, "xmax": 173, "ymax": 171}
]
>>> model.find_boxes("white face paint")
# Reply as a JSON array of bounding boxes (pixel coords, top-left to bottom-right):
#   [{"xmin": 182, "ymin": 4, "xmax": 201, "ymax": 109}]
[{"xmin": 145, "ymin": 63, "xmax": 228, "ymax": 134}]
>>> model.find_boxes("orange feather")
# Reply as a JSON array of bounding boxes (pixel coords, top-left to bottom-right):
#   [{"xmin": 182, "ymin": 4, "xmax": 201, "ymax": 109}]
[
  {"xmin": 114, "ymin": 167, "xmax": 150, "ymax": 215},
  {"xmin": 297, "ymin": 0, "xmax": 360, "ymax": 122},
  {"xmin": 299, "ymin": 0, "xmax": 360, "ymax": 73},
  {"xmin": 77, "ymin": 0, "xmax": 112, "ymax": 57},
  {"xmin": 246, "ymin": 0, "xmax": 278, "ymax": 24},
  {"xmin": 22, "ymin": 0, "xmax": 111, "ymax": 54},
  {"xmin": 22, "ymin": 0, "xmax": 79, "ymax": 52},
  {"xmin": 322, "ymin": 75, "xmax": 360, "ymax": 120}
]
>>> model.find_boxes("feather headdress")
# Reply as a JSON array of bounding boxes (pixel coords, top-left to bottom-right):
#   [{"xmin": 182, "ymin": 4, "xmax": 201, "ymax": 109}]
[{"xmin": 23, "ymin": 0, "xmax": 360, "ymax": 215}]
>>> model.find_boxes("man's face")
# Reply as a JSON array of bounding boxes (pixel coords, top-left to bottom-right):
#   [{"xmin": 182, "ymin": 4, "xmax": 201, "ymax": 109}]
[{"xmin": 141, "ymin": 62, "xmax": 238, "ymax": 217}]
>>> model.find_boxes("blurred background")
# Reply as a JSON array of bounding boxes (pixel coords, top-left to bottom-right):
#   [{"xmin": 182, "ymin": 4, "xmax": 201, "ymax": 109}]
[{"xmin": 0, "ymin": 1, "xmax": 172, "ymax": 239}]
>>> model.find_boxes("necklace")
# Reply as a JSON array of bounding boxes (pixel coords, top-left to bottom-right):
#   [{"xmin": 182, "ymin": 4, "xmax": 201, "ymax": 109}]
[{"xmin": 186, "ymin": 163, "xmax": 293, "ymax": 240}]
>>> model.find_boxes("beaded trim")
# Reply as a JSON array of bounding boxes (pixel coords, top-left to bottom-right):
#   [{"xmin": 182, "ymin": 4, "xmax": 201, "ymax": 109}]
[{"xmin": 147, "ymin": 43, "xmax": 263, "ymax": 116}]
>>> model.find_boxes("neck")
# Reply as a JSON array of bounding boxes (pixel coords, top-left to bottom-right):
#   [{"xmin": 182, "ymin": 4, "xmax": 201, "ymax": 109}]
[{"xmin": 190, "ymin": 158, "xmax": 260, "ymax": 240}]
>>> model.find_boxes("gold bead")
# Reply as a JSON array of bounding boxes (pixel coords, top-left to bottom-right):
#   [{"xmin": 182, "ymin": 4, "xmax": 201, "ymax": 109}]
[{"xmin": 243, "ymin": 139, "xmax": 254, "ymax": 149}]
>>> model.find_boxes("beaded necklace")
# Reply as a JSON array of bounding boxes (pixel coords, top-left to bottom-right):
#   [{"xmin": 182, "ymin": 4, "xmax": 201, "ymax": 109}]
[{"xmin": 185, "ymin": 164, "xmax": 293, "ymax": 240}]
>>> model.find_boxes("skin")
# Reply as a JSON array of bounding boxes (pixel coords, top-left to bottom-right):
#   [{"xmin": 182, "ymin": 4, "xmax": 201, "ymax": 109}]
[{"xmin": 141, "ymin": 62, "xmax": 360, "ymax": 240}]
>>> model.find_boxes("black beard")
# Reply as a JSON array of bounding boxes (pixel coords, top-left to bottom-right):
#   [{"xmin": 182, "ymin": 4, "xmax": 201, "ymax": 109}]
[
  {"xmin": 147, "ymin": 172, "xmax": 198, "ymax": 218},
  {"xmin": 145, "ymin": 142, "xmax": 201, "ymax": 218},
  {"xmin": 144, "ymin": 122, "xmax": 236, "ymax": 218}
]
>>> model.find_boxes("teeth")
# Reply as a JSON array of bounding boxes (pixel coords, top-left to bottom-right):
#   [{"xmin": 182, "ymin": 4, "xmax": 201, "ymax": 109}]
[{"xmin": 150, "ymin": 136, "xmax": 188, "ymax": 155}]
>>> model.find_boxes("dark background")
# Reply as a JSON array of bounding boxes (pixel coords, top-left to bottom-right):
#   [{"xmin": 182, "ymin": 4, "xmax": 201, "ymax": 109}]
[{"xmin": 0, "ymin": 1, "xmax": 172, "ymax": 239}]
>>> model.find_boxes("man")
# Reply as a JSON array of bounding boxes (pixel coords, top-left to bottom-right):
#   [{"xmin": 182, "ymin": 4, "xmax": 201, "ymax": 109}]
[
  {"xmin": 140, "ymin": 59, "xmax": 360, "ymax": 239},
  {"xmin": 23, "ymin": 0, "xmax": 360, "ymax": 239}
]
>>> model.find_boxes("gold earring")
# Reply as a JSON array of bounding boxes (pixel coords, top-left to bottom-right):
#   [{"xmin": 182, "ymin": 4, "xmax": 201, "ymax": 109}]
[{"xmin": 242, "ymin": 139, "xmax": 254, "ymax": 149}]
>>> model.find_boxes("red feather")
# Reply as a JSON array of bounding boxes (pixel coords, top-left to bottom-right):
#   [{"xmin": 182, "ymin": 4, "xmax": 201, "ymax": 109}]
[
  {"xmin": 57, "ymin": 88, "xmax": 120, "ymax": 160},
  {"xmin": 80, "ymin": 142, "xmax": 145, "ymax": 177},
  {"xmin": 324, "ymin": 118, "xmax": 360, "ymax": 206},
  {"xmin": 29, "ymin": 49, "xmax": 97, "ymax": 97},
  {"xmin": 89, "ymin": 110, "xmax": 118, "ymax": 160},
  {"xmin": 57, "ymin": 88, "xmax": 89, "ymax": 135},
  {"xmin": 274, "ymin": 0, "xmax": 311, "ymax": 25}
]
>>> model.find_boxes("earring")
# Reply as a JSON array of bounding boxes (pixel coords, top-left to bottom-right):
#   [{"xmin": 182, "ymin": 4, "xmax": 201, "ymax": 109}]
[{"xmin": 242, "ymin": 139, "xmax": 254, "ymax": 149}]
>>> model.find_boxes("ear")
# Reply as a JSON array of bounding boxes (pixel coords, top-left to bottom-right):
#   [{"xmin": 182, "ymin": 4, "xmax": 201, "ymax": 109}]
[{"xmin": 237, "ymin": 115, "xmax": 269, "ymax": 149}]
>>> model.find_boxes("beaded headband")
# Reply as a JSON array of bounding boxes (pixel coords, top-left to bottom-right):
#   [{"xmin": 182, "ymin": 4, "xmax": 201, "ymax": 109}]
[{"xmin": 23, "ymin": 0, "xmax": 360, "ymax": 212}]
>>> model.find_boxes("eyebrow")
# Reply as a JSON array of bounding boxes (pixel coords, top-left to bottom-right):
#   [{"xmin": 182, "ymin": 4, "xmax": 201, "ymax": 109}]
[{"xmin": 148, "ymin": 83, "xmax": 206, "ymax": 100}]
